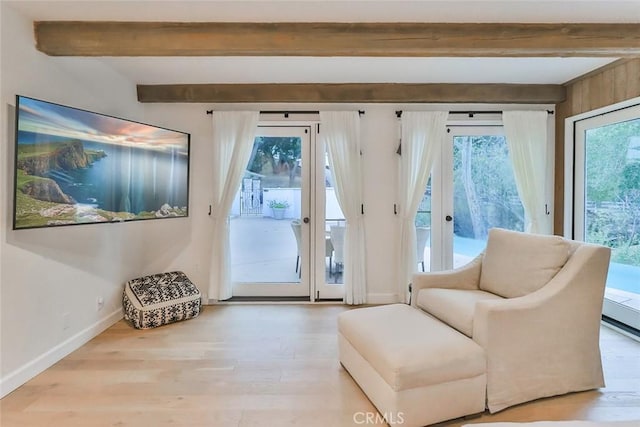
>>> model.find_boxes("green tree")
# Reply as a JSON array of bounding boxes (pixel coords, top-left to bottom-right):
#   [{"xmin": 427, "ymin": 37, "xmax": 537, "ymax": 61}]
[
  {"xmin": 619, "ymin": 161, "xmax": 640, "ymax": 248},
  {"xmin": 621, "ymin": 161, "xmax": 640, "ymax": 195},
  {"xmin": 585, "ymin": 119, "xmax": 640, "ymax": 265},
  {"xmin": 585, "ymin": 120, "xmax": 640, "ymax": 203},
  {"xmin": 453, "ymin": 135, "xmax": 524, "ymax": 239},
  {"xmin": 248, "ymin": 137, "xmax": 301, "ymax": 187}
]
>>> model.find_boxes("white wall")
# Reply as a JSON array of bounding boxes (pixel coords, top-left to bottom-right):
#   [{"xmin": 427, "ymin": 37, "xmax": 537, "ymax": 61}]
[{"xmin": 0, "ymin": 4, "xmax": 195, "ymax": 396}]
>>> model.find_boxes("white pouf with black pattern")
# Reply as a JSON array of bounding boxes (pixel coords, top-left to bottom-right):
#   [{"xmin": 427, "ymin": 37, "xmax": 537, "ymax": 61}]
[{"xmin": 123, "ymin": 271, "xmax": 201, "ymax": 329}]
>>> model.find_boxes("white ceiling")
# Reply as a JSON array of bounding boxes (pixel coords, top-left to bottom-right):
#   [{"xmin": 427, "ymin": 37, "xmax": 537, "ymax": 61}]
[
  {"xmin": 98, "ymin": 57, "xmax": 617, "ymax": 85},
  {"xmin": 7, "ymin": 0, "xmax": 640, "ymax": 86},
  {"xmin": 9, "ymin": 1, "xmax": 640, "ymax": 23}
]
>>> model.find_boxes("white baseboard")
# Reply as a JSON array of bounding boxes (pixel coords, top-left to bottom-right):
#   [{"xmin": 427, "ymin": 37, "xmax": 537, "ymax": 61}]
[
  {"xmin": 366, "ymin": 293, "xmax": 399, "ymax": 305},
  {"xmin": 209, "ymin": 294, "xmax": 399, "ymax": 305},
  {"xmin": 0, "ymin": 308, "xmax": 123, "ymax": 398}
]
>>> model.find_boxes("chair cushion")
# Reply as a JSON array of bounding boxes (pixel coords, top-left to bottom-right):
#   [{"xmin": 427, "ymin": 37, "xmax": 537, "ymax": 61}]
[
  {"xmin": 479, "ymin": 228, "xmax": 570, "ymax": 298},
  {"xmin": 417, "ymin": 288, "xmax": 503, "ymax": 337}
]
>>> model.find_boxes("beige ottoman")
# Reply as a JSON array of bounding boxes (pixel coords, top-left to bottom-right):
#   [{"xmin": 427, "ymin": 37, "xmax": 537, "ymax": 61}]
[
  {"xmin": 123, "ymin": 271, "xmax": 201, "ymax": 329},
  {"xmin": 338, "ymin": 304, "xmax": 487, "ymax": 427}
]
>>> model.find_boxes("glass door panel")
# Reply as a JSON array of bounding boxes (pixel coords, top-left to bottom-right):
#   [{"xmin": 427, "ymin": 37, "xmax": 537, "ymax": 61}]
[
  {"xmin": 575, "ymin": 107, "xmax": 640, "ymax": 330},
  {"xmin": 431, "ymin": 126, "xmax": 524, "ymax": 270},
  {"xmin": 231, "ymin": 126, "xmax": 311, "ymax": 297},
  {"xmin": 451, "ymin": 132, "xmax": 524, "ymax": 267},
  {"xmin": 315, "ymin": 142, "xmax": 346, "ymax": 299},
  {"xmin": 415, "ymin": 177, "xmax": 432, "ymax": 273}
]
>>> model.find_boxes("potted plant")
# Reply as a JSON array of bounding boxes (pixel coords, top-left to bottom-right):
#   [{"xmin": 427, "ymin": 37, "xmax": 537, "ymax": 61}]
[{"xmin": 268, "ymin": 200, "xmax": 290, "ymax": 219}]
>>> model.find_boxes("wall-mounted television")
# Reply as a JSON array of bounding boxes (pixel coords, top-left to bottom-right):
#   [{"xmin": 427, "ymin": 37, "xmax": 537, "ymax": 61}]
[{"xmin": 13, "ymin": 95, "xmax": 190, "ymax": 230}]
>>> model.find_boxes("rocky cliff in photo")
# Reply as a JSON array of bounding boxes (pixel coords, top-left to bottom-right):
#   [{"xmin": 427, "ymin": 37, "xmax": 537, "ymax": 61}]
[
  {"xmin": 17, "ymin": 140, "xmax": 106, "ymax": 178},
  {"xmin": 21, "ymin": 175, "xmax": 75, "ymax": 204}
]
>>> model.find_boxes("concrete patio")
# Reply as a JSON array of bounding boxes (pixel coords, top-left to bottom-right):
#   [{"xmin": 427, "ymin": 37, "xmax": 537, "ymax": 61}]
[
  {"xmin": 229, "ymin": 216, "xmax": 640, "ymax": 313},
  {"xmin": 230, "ymin": 216, "xmax": 340, "ymax": 284}
]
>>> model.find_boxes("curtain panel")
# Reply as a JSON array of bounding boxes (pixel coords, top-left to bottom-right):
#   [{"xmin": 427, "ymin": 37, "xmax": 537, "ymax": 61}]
[
  {"xmin": 503, "ymin": 111, "xmax": 551, "ymax": 234},
  {"xmin": 320, "ymin": 111, "xmax": 367, "ymax": 305},
  {"xmin": 398, "ymin": 111, "xmax": 449, "ymax": 303},
  {"xmin": 208, "ymin": 111, "xmax": 259, "ymax": 301}
]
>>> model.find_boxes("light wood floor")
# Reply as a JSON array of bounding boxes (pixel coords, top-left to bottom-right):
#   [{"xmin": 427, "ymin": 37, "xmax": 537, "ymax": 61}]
[{"xmin": 1, "ymin": 305, "xmax": 639, "ymax": 426}]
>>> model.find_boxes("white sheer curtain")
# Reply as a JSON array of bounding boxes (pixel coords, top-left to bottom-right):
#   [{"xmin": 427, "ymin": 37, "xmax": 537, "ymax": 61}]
[
  {"xmin": 208, "ymin": 111, "xmax": 259, "ymax": 301},
  {"xmin": 398, "ymin": 111, "xmax": 449, "ymax": 303},
  {"xmin": 320, "ymin": 111, "xmax": 366, "ymax": 305},
  {"xmin": 503, "ymin": 111, "xmax": 551, "ymax": 234}
]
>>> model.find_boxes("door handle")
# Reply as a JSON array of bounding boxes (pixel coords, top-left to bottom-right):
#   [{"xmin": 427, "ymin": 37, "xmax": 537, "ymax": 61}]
[
  {"xmin": 445, "ymin": 215, "xmax": 453, "ymax": 222},
  {"xmin": 303, "ymin": 217, "xmax": 310, "ymax": 224}
]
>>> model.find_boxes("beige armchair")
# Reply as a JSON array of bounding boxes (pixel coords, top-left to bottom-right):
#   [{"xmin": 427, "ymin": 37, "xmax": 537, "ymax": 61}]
[{"xmin": 411, "ymin": 228, "xmax": 611, "ymax": 413}]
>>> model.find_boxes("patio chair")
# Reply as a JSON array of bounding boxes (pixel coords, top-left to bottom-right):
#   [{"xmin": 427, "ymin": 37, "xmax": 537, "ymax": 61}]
[
  {"xmin": 291, "ymin": 219, "xmax": 302, "ymax": 277},
  {"xmin": 416, "ymin": 226, "xmax": 430, "ymax": 272},
  {"xmin": 330, "ymin": 225, "xmax": 346, "ymax": 283},
  {"xmin": 326, "ymin": 236, "xmax": 334, "ymax": 276},
  {"xmin": 292, "ymin": 219, "xmax": 335, "ymax": 279}
]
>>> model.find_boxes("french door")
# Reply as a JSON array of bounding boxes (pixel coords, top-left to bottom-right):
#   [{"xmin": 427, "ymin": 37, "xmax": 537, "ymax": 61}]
[
  {"xmin": 429, "ymin": 126, "xmax": 525, "ymax": 271},
  {"xmin": 572, "ymin": 105, "xmax": 640, "ymax": 331},
  {"xmin": 230, "ymin": 124, "xmax": 344, "ymax": 299},
  {"xmin": 230, "ymin": 126, "xmax": 311, "ymax": 297}
]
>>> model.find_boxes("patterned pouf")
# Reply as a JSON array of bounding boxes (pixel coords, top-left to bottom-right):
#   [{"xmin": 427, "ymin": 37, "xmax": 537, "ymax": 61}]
[{"xmin": 123, "ymin": 271, "xmax": 201, "ymax": 329}]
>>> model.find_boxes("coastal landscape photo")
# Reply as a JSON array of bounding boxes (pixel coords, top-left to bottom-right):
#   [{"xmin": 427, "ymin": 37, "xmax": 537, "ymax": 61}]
[{"xmin": 13, "ymin": 96, "xmax": 190, "ymax": 229}]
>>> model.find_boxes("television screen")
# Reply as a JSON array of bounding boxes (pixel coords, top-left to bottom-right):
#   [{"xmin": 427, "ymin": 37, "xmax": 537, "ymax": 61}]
[{"xmin": 13, "ymin": 95, "xmax": 190, "ymax": 229}]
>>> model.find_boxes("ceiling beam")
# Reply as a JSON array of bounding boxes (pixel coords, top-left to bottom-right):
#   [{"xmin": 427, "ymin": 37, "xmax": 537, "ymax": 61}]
[
  {"xmin": 35, "ymin": 21, "xmax": 640, "ymax": 57},
  {"xmin": 136, "ymin": 83, "xmax": 566, "ymax": 104}
]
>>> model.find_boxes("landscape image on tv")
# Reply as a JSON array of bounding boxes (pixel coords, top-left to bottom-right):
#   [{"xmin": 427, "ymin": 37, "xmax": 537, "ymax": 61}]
[{"xmin": 13, "ymin": 95, "xmax": 190, "ymax": 229}]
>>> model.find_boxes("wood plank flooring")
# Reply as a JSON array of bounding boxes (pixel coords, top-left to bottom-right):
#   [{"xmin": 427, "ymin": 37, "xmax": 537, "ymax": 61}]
[{"xmin": 1, "ymin": 304, "xmax": 639, "ymax": 426}]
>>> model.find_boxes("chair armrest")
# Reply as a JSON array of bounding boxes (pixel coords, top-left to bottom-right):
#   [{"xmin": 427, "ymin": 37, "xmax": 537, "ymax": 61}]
[
  {"xmin": 410, "ymin": 254, "xmax": 483, "ymax": 307},
  {"xmin": 472, "ymin": 243, "xmax": 611, "ymax": 413}
]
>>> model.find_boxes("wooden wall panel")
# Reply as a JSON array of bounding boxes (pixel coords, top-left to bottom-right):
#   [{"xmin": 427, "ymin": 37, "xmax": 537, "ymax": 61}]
[
  {"xmin": 568, "ymin": 82, "xmax": 582, "ymax": 115},
  {"xmin": 554, "ymin": 58, "xmax": 640, "ymax": 235},
  {"xmin": 581, "ymin": 77, "xmax": 593, "ymax": 111},
  {"xmin": 626, "ymin": 60, "xmax": 640, "ymax": 100},
  {"xmin": 613, "ymin": 64, "xmax": 628, "ymax": 102}
]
